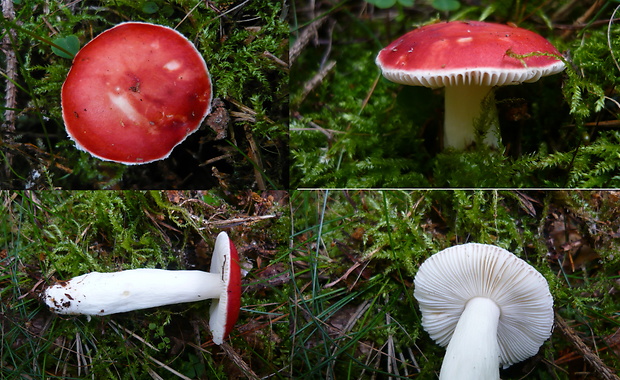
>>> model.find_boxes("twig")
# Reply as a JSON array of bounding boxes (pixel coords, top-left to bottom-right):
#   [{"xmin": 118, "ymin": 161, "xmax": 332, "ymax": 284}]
[
  {"xmin": 290, "ymin": 15, "xmax": 328, "ymax": 64},
  {"xmin": 205, "ymin": 0, "xmax": 251, "ymax": 23},
  {"xmin": 324, "ymin": 261, "xmax": 361, "ymax": 288},
  {"xmin": 188, "ymin": 341, "xmax": 260, "ymax": 380},
  {"xmin": 291, "ymin": 113, "xmax": 345, "ymax": 142},
  {"xmin": 554, "ymin": 311, "xmax": 620, "ymax": 380},
  {"xmin": 552, "ymin": 0, "xmax": 584, "ymax": 21},
  {"xmin": 296, "ymin": 60, "xmax": 336, "ymax": 105},
  {"xmin": 263, "ymin": 50, "xmax": 288, "ymax": 70},
  {"xmin": 560, "ymin": 0, "xmax": 605, "ymax": 39},
  {"xmin": 146, "ymin": 353, "xmax": 194, "ymax": 380},
  {"xmin": 319, "ymin": 20, "xmax": 336, "ymax": 69},
  {"xmin": 2, "ymin": 0, "xmax": 17, "ymax": 133},
  {"xmin": 174, "ymin": 1, "xmax": 203, "ymax": 30},
  {"xmin": 17, "ymin": 278, "xmax": 44, "ymax": 300},
  {"xmin": 2, "ymin": 0, "xmax": 18, "ymax": 178},
  {"xmin": 145, "ymin": 368, "xmax": 165, "ymax": 380},
  {"xmin": 108, "ymin": 320, "xmax": 160, "ymax": 352},
  {"xmin": 220, "ymin": 341, "xmax": 260, "ymax": 380},
  {"xmin": 228, "ymin": 98, "xmax": 275, "ymax": 124},
  {"xmin": 607, "ymin": 4, "xmax": 620, "ymax": 75},
  {"xmin": 244, "ymin": 125, "xmax": 266, "ymax": 190},
  {"xmin": 186, "ymin": 213, "xmax": 277, "ymax": 229},
  {"xmin": 199, "ymin": 153, "xmax": 234, "ymax": 166}
]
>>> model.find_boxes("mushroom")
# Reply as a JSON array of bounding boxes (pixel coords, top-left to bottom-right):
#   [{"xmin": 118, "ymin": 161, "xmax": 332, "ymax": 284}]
[
  {"xmin": 376, "ymin": 21, "xmax": 565, "ymax": 149},
  {"xmin": 413, "ymin": 243, "xmax": 553, "ymax": 380},
  {"xmin": 61, "ymin": 22, "xmax": 212, "ymax": 164},
  {"xmin": 43, "ymin": 232, "xmax": 240, "ymax": 345}
]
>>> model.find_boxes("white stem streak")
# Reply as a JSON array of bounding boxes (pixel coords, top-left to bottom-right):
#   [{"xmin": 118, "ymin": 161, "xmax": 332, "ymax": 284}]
[
  {"xmin": 439, "ymin": 297, "xmax": 501, "ymax": 380},
  {"xmin": 443, "ymin": 85, "xmax": 498, "ymax": 149},
  {"xmin": 44, "ymin": 269, "xmax": 224, "ymax": 316}
]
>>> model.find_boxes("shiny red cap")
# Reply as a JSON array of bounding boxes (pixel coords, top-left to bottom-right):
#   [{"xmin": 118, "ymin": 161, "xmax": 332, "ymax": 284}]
[
  {"xmin": 376, "ymin": 21, "xmax": 564, "ymax": 88},
  {"xmin": 62, "ymin": 22, "xmax": 212, "ymax": 164}
]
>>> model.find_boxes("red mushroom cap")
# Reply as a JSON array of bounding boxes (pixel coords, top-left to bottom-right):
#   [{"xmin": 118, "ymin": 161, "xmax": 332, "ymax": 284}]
[
  {"xmin": 376, "ymin": 21, "xmax": 564, "ymax": 88},
  {"xmin": 209, "ymin": 231, "xmax": 242, "ymax": 344},
  {"xmin": 61, "ymin": 22, "xmax": 212, "ymax": 164},
  {"xmin": 222, "ymin": 234, "xmax": 241, "ymax": 340}
]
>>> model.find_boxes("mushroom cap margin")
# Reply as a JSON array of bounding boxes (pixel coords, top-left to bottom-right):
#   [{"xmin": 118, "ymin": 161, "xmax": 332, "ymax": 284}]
[
  {"xmin": 376, "ymin": 20, "xmax": 565, "ymax": 88},
  {"xmin": 413, "ymin": 243, "xmax": 554, "ymax": 367},
  {"xmin": 208, "ymin": 231, "xmax": 242, "ymax": 345},
  {"xmin": 61, "ymin": 21, "xmax": 213, "ymax": 164}
]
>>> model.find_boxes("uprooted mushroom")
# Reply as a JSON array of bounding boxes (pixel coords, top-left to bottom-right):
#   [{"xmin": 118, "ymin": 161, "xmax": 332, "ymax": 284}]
[{"xmin": 42, "ymin": 232, "xmax": 240, "ymax": 345}]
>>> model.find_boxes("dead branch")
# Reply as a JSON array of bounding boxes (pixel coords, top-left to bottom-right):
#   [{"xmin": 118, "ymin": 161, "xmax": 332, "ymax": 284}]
[
  {"xmin": 554, "ymin": 312, "xmax": 620, "ymax": 380},
  {"xmin": 2, "ymin": 0, "xmax": 17, "ymax": 134},
  {"xmin": 290, "ymin": 15, "xmax": 328, "ymax": 64}
]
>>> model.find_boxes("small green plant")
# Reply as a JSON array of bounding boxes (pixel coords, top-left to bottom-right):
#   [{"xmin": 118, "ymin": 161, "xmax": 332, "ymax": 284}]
[
  {"xmin": 148, "ymin": 321, "xmax": 172, "ymax": 350},
  {"xmin": 364, "ymin": 0, "xmax": 414, "ymax": 9},
  {"xmin": 431, "ymin": 0, "xmax": 460, "ymax": 12},
  {"xmin": 50, "ymin": 35, "xmax": 80, "ymax": 59},
  {"xmin": 364, "ymin": 0, "xmax": 459, "ymax": 12}
]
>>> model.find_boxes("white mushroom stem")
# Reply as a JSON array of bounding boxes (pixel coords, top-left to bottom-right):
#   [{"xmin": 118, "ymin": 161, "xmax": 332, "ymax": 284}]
[
  {"xmin": 444, "ymin": 85, "xmax": 499, "ymax": 149},
  {"xmin": 43, "ymin": 269, "xmax": 224, "ymax": 316},
  {"xmin": 439, "ymin": 297, "xmax": 501, "ymax": 380}
]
